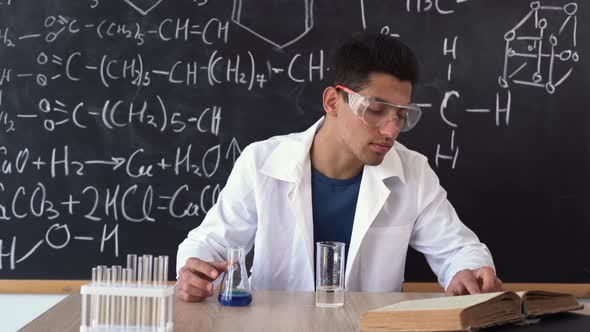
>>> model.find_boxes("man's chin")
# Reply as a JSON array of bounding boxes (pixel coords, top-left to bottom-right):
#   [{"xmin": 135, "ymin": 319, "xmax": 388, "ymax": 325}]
[
  {"xmin": 365, "ymin": 160, "xmax": 384, "ymax": 166},
  {"xmin": 361, "ymin": 154, "xmax": 385, "ymax": 166}
]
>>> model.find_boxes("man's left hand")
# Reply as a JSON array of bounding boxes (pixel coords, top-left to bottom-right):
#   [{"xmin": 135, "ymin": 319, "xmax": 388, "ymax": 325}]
[{"xmin": 445, "ymin": 266, "xmax": 503, "ymax": 296}]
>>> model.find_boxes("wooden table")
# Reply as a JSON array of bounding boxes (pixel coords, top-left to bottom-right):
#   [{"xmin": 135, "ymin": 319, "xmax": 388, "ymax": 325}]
[{"xmin": 21, "ymin": 292, "xmax": 590, "ymax": 332}]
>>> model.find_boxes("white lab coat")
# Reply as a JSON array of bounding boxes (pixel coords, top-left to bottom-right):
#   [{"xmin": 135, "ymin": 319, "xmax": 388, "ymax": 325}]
[{"xmin": 177, "ymin": 118, "xmax": 495, "ymax": 292}]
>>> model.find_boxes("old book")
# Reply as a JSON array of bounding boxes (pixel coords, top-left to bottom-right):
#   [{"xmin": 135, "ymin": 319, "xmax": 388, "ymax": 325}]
[{"xmin": 359, "ymin": 291, "xmax": 583, "ymax": 331}]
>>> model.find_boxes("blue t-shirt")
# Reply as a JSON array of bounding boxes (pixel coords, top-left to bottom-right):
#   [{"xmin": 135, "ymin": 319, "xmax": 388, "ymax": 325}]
[{"xmin": 311, "ymin": 166, "xmax": 363, "ymax": 260}]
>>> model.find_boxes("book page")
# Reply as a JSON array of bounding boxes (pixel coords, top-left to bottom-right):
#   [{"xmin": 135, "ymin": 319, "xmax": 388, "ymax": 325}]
[
  {"xmin": 372, "ymin": 292, "xmax": 508, "ymax": 312},
  {"xmin": 517, "ymin": 290, "xmax": 574, "ymax": 298},
  {"xmin": 516, "ymin": 290, "xmax": 583, "ymax": 315}
]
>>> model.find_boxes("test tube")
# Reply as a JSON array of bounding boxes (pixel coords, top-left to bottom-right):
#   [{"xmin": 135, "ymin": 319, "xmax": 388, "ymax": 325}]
[
  {"xmin": 153, "ymin": 258, "xmax": 160, "ymax": 286},
  {"xmin": 121, "ymin": 268, "xmax": 127, "ymax": 328},
  {"xmin": 159, "ymin": 294, "xmax": 166, "ymax": 328},
  {"xmin": 114, "ymin": 267, "xmax": 119, "ymax": 327},
  {"xmin": 129, "ymin": 255, "xmax": 139, "ymax": 327},
  {"xmin": 143, "ymin": 254, "xmax": 152, "ymax": 284},
  {"xmin": 152, "ymin": 258, "xmax": 159, "ymax": 326},
  {"xmin": 113, "ymin": 265, "xmax": 123, "ymax": 325},
  {"xmin": 101, "ymin": 266, "xmax": 108, "ymax": 279},
  {"xmin": 137, "ymin": 258, "xmax": 143, "ymax": 327},
  {"xmin": 161, "ymin": 255, "xmax": 169, "ymax": 283},
  {"xmin": 142, "ymin": 255, "xmax": 152, "ymax": 327},
  {"xmin": 105, "ymin": 268, "xmax": 112, "ymax": 327},
  {"xmin": 157, "ymin": 256, "xmax": 165, "ymax": 286},
  {"xmin": 127, "ymin": 254, "xmax": 137, "ymax": 282},
  {"xmin": 112, "ymin": 265, "xmax": 122, "ymax": 284},
  {"xmin": 157, "ymin": 256, "xmax": 165, "ymax": 328},
  {"xmin": 96, "ymin": 266, "xmax": 105, "ymax": 326},
  {"xmin": 91, "ymin": 267, "xmax": 98, "ymax": 327},
  {"xmin": 138, "ymin": 257, "xmax": 144, "ymax": 285},
  {"xmin": 97, "ymin": 266, "xmax": 107, "ymax": 284},
  {"xmin": 112, "ymin": 265, "xmax": 122, "ymax": 325},
  {"xmin": 124, "ymin": 268, "xmax": 133, "ymax": 327}
]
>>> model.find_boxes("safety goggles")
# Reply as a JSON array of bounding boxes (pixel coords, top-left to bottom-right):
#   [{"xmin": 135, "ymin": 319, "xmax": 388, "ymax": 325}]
[{"xmin": 335, "ymin": 85, "xmax": 422, "ymax": 132}]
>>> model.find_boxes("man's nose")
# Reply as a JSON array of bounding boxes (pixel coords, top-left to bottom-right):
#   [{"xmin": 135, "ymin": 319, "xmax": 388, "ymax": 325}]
[{"xmin": 379, "ymin": 119, "xmax": 399, "ymax": 139}]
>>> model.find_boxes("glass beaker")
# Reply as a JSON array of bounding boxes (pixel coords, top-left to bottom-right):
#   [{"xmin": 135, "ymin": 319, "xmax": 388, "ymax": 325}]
[
  {"xmin": 218, "ymin": 247, "xmax": 252, "ymax": 306},
  {"xmin": 316, "ymin": 241, "xmax": 345, "ymax": 308}
]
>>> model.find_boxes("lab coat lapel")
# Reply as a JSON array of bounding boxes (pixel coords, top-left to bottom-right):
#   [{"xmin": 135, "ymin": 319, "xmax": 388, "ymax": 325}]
[
  {"xmin": 345, "ymin": 147, "xmax": 406, "ymax": 287},
  {"xmin": 260, "ymin": 118, "xmax": 324, "ymax": 290},
  {"xmin": 287, "ymin": 164, "xmax": 314, "ymax": 287}
]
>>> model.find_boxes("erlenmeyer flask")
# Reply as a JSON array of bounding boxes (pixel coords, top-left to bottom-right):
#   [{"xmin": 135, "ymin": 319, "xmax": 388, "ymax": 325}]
[{"xmin": 218, "ymin": 247, "xmax": 252, "ymax": 306}]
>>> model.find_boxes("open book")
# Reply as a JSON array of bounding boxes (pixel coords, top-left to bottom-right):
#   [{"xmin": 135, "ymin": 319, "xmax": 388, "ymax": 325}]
[{"xmin": 359, "ymin": 291, "xmax": 584, "ymax": 331}]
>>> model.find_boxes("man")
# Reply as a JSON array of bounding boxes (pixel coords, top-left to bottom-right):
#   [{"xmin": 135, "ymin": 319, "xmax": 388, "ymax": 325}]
[{"xmin": 176, "ymin": 32, "xmax": 502, "ymax": 302}]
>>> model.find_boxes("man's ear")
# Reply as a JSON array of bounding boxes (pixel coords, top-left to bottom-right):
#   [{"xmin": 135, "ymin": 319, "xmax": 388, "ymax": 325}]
[{"xmin": 322, "ymin": 87, "xmax": 340, "ymax": 117}]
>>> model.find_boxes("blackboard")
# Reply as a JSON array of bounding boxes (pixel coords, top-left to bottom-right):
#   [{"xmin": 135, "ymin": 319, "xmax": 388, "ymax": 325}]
[{"xmin": 0, "ymin": 0, "xmax": 588, "ymax": 284}]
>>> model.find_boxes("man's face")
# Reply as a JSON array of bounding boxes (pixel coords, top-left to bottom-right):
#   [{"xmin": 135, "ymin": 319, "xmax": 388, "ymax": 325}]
[{"xmin": 335, "ymin": 73, "xmax": 413, "ymax": 166}]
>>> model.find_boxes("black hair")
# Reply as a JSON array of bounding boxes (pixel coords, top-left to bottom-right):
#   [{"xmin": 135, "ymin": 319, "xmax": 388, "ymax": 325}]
[{"xmin": 328, "ymin": 32, "xmax": 419, "ymax": 95}]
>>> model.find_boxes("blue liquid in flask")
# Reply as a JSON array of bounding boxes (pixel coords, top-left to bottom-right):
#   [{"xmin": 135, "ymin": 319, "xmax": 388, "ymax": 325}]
[{"xmin": 218, "ymin": 289, "xmax": 252, "ymax": 306}]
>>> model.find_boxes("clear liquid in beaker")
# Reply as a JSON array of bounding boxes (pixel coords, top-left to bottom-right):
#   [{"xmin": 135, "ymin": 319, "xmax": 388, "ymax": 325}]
[{"xmin": 315, "ymin": 285, "xmax": 344, "ymax": 308}]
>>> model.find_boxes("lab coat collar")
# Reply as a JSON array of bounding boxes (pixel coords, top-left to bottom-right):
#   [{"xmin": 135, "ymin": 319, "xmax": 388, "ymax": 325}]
[
  {"xmin": 260, "ymin": 117, "xmax": 407, "ymax": 185},
  {"xmin": 260, "ymin": 118, "xmax": 322, "ymax": 183}
]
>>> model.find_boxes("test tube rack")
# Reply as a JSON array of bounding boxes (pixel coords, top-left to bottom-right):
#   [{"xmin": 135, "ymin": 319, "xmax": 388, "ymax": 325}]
[{"xmin": 80, "ymin": 254, "xmax": 174, "ymax": 332}]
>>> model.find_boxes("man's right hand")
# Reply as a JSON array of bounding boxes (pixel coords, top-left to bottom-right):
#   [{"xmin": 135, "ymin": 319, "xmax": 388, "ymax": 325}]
[{"xmin": 176, "ymin": 257, "xmax": 228, "ymax": 302}]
